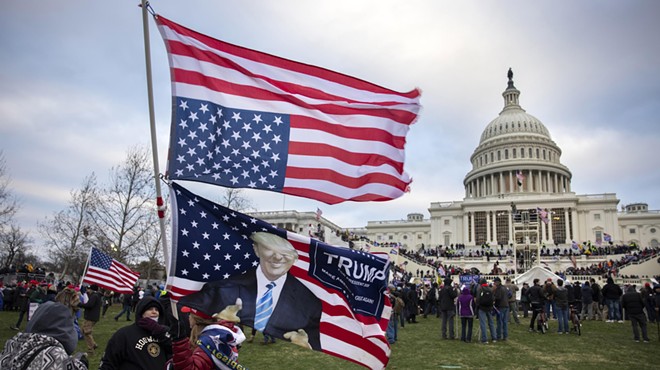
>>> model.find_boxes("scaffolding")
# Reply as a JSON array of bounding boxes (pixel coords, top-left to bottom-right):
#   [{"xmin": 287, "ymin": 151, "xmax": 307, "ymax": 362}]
[{"xmin": 512, "ymin": 210, "xmax": 540, "ymax": 274}]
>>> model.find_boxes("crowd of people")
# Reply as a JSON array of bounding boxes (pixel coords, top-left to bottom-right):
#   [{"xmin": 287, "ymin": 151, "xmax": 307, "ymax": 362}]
[{"xmin": 386, "ymin": 273, "xmax": 660, "ymax": 346}]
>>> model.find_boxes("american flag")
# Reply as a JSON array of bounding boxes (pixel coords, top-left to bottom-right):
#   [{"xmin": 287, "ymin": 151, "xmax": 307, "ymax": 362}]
[
  {"xmin": 516, "ymin": 170, "xmax": 524, "ymax": 186},
  {"xmin": 604, "ymin": 232, "xmax": 612, "ymax": 243},
  {"xmin": 82, "ymin": 247, "xmax": 140, "ymax": 295},
  {"xmin": 167, "ymin": 182, "xmax": 392, "ymax": 369},
  {"xmin": 156, "ymin": 16, "xmax": 421, "ymax": 205}
]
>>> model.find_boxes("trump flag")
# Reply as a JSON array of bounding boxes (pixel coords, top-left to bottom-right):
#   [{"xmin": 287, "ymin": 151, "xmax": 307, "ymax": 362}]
[
  {"xmin": 156, "ymin": 16, "xmax": 421, "ymax": 204},
  {"xmin": 167, "ymin": 182, "xmax": 392, "ymax": 369},
  {"xmin": 82, "ymin": 247, "xmax": 140, "ymax": 294}
]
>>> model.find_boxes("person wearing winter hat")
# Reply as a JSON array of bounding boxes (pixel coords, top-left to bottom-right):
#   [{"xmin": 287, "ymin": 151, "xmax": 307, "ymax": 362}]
[
  {"xmin": 640, "ymin": 282, "xmax": 656, "ymax": 323},
  {"xmin": 99, "ymin": 296, "xmax": 172, "ymax": 369},
  {"xmin": 78, "ymin": 284, "xmax": 102, "ymax": 354},
  {"xmin": 0, "ymin": 301, "xmax": 88, "ymax": 369},
  {"xmin": 168, "ymin": 294, "xmax": 247, "ymax": 370}
]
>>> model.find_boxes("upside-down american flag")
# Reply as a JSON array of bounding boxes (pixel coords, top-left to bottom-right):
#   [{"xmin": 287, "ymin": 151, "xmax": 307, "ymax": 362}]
[
  {"xmin": 156, "ymin": 16, "xmax": 421, "ymax": 205},
  {"xmin": 167, "ymin": 182, "xmax": 392, "ymax": 369},
  {"xmin": 82, "ymin": 247, "xmax": 140, "ymax": 295}
]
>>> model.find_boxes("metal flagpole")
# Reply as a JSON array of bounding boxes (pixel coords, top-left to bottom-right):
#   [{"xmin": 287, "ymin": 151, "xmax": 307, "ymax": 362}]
[{"xmin": 141, "ymin": 1, "xmax": 170, "ymax": 272}]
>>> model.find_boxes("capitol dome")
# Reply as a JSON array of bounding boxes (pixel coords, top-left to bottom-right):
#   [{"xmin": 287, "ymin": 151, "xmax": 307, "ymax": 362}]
[{"xmin": 463, "ymin": 69, "xmax": 572, "ymax": 198}]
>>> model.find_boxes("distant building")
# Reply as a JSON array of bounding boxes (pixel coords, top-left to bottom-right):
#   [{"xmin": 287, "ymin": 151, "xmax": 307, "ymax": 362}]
[
  {"xmin": 248, "ymin": 71, "xmax": 660, "ymax": 254},
  {"xmin": 367, "ymin": 70, "xmax": 660, "ymax": 251}
]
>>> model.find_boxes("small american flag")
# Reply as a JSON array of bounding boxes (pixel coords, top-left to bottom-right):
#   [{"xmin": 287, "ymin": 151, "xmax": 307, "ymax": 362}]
[
  {"xmin": 82, "ymin": 247, "xmax": 140, "ymax": 294},
  {"xmin": 516, "ymin": 170, "xmax": 525, "ymax": 186},
  {"xmin": 167, "ymin": 182, "xmax": 392, "ymax": 369},
  {"xmin": 156, "ymin": 16, "xmax": 421, "ymax": 205}
]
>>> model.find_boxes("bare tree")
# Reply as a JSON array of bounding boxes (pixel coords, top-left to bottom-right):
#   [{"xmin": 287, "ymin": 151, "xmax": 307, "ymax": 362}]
[
  {"xmin": 0, "ymin": 151, "xmax": 19, "ymax": 230},
  {"xmin": 90, "ymin": 146, "xmax": 158, "ymax": 263},
  {"xmin": 0, "ymin": 223, "xmax": 31, "ymax": 269},
  {"xmin": 133, "ymin": 206, "xmax": 164, "ymax": 285},
  {"xmin": 39, "ymin": 175, "xmax": 98, "ymax": 281},
  {"xmin": 219, "ymin": 188, "xmax": 254, "ymax": 212}
]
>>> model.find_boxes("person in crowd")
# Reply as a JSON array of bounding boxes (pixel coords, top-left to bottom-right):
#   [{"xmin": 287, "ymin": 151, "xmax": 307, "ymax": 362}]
[
  {"xmin": 438, "ymin": 278, "xmax": 457, "ymax": 340},
  {"xmin": 405, "ymin": 282, "xmax": 420, "ymax": 324},
  {"xmin": 543, "ymin": 278, "xmax": 557, "ymax": 320},
  {"xmin": 527, "ymin": 278, "xmax": 546, "ymax": 332},
  {"xmin": 0, "ymin": 282, "xmax": 4, "ymax": 311},
  {"xmin": 520, "ymin": 282, "xmax": 530, "ymax": 318},
  {"xmin": 590, "ymin": 278, "xmax": 603, "ymax": 321},
  {"xmin": 493, "ymin": 277, "xmax": 509, "ymax": 341},
  {"xmin": 114, "ymin": 293, "xmax": 133, "ymax": 321},
  {"xmin": 572, "ymin": 281, "xmax": 583, "ymax": 314},
  {"xmin": 386, "ymin": 284, "xmax": 404, "ymax": 344},
  {"xmin": 456, "ymin": 286, "xmax": 475, "ymax": 343},
  {"xmin": 554, "ymin": 279, "xmax": 569, "ymax": 335},
  {"xmin": 505, "ymin": 278, "xmax": 520, "ymax": 324},
  {"xmin": 3, "ymin": 284, "xmax": 14, "ymax": 311},
  {"xmin": 423, "ymin": 282, "xmax": 438, "ymax": 318},
  {"xmin": 55, "ymin": 283, "xmax": 81, "ymax": 317},
  {"xmin": 640, "ymin": 282, "xmax": 655, "ymax": 323},
  {"xmin": 46, "ymin": 284, "xmax": 58, "ymax": 302},
  {"xmin": 169, "ymin": 293, "xmax": 247, "ymax": 370},
  {"xmin": 99, "ymin": 296, "xmax": 172, "ymax": 369},
  {"xmin": 580, "ymin": 281, "xmax": 594, "ymax": 321},
  {"xmin": 654, "ymin": 285, "xmax": 660, "ymax": 322},
  {"xmin": 78, "ymin": 284, "xmax": 102, "ymax": 354},
  {"xmin": 10, "ymin": 281, "xmax": 32, "ymax": 331},
  {"xmin": 0, "ymin": 301, "xmax": 88, "ymax": 369},
  {"xmin": 620, "ymin": 285, "xmax": 650, "ymax": 342},
  {"xmin": 476, "ymin": 278, "xmax": 496, "ymax": 343},
  {"xmin": 601, "ymin": 276, "xmax": 623, "ymax": 323},
  {"xmin": 101, "ymin": 289, "xmax": 113, "ymax": 317}
]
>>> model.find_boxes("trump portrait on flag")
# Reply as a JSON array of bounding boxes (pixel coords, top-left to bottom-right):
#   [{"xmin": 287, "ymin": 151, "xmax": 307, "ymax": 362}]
[
  {"xmin": 167, "ymin": 182, "xmax": 392, "ymax": 369},
  {"xmin": 179, "ymin": 231, "xmax": 322, "ymax": 350}
]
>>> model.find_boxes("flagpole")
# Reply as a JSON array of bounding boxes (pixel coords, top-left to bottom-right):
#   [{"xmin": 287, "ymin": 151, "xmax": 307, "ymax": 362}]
[
  {"xmin": 78, "ymin": 247, "xmax": 94, "ymax": 287},
  {"xmin": 141, "ymin": 0, "xmax": 170, "ymax": 271}
]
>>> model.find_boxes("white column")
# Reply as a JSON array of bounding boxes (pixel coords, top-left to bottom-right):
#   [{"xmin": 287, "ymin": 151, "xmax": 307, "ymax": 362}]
[{"xmin": 564, "ymin": 208, "xmax": 571, "ymax": 243}]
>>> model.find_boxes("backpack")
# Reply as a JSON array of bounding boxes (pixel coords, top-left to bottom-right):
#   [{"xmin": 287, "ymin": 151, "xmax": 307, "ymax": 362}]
[{"xmin": 479, "ymin": 287, "xmax": 494, "ymax": 308}]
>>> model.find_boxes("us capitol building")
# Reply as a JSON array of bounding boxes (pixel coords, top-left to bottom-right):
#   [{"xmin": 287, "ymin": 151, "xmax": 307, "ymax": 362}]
[{"xmin": 252, "ymin": 70, "xmax": 660, "ymax": 275}]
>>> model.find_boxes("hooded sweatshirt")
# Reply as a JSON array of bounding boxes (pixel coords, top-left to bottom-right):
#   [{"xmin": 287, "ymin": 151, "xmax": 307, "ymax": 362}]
[
  {"xmin": 0, "ymin": 301, "xmax": 87, "ymax": 370},
  {"xmin": 99, "ymin": 296, "xmax": 172, "ymax": 370},
  {"xmin": 456, "ymin": 287, "xmax": 476, "ymax": 318}
]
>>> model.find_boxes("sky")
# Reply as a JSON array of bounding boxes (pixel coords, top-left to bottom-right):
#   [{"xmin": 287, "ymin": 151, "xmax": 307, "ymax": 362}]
[{"xmin": 1, "ymin": 1, "xmax": 659, "ymax": 249}]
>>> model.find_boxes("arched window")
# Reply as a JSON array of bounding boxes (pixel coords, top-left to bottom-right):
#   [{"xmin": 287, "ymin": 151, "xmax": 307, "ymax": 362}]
[{"xmin": 505, "ymin": 149, "xmax": 509, "ymax": 159}]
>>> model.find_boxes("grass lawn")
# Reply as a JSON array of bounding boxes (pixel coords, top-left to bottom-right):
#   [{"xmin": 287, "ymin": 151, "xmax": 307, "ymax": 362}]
[{"xmin": 1, "ymin": 305, "xmax": 658, "ymax": 369}]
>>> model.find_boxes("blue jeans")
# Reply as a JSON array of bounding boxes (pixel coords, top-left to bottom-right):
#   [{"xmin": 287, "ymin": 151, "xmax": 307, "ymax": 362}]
[
  {"xmin": 545, "ymin": 300, "xmax": 557, "ymax": 319},
  {"xmin": 386, "ymin": 313, "xmax": 399, "ymax": 343},
  {"xmin": 496, "ymin": 307, "xmax": 509, "ymax": 340},
  {"xmin": 114, "ymin": 304, "xmax": 132, "ymax": 320},
  {"xmin": 478, "ymin": 309, "xmax": 496, "ymax": 343},
  {"xmin": 606, "ymin": 299, "xmax": 621, "ymax": 321},
  {"xmin": 556, "ymin": 306, "xmax": 569, "ymax": 333}
]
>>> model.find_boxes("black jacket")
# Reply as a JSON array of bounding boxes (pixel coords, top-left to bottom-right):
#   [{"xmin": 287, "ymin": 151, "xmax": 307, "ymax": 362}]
[
  {"xmin": 621, "ymin": 288, "xmax": 645, "ymax": 315},
  {"xmin": 99, "ymin": 296, "xmax": 172, "ymax": 370},
  {"xmin": 438, "ymin": 285, "xmax": 458, "ymax": 311},
  {"xmin": 79, "ymin": 290, "xmax": 102, "ymax": 322},
  {"xmin": 526, "ymin": 284, "xmax": 545, "ymax": 305}
]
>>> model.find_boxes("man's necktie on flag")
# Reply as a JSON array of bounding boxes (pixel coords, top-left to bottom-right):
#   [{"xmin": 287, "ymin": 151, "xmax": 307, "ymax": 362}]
[
  {"xmin": 82, "ymin": 247, "xmax": 140, "ymax": 294},
  {"xmin": 167, "ymin": 182, "xmax": 392, "ymax": 369},
  {"xmin": 516, "ymin": 170, "xmax": 525, "ymax": 186},
  {"xmin": 156, "ymin": 16, "xmax": 421, "ymax": 205},
  {"xmin": 254, "ymin": 282, "xmax": 275, "ymax": 332}
]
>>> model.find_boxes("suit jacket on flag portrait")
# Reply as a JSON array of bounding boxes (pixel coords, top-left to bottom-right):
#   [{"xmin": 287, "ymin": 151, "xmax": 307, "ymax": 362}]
[{"xmin": 179, "ymin": 269, "xmax": 322, "ymax": 350}]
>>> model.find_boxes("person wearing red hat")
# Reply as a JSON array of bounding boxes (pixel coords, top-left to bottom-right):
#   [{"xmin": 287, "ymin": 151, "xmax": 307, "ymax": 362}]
[
  {"xmin": 640, "ymin": 282, "xmax": 656, "ymax": 323},
  {"xmin": 10, "ymin": 280, "xmax": 37, "ymax": 331},
  {"xmin": 169, "ymin": 298, "xmax": 247, "ymax": 370}
]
